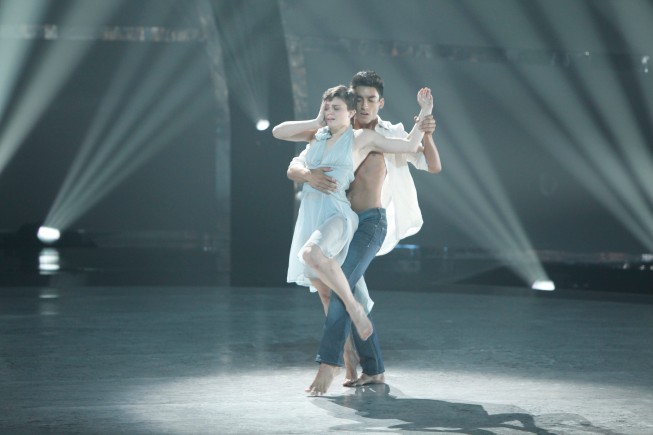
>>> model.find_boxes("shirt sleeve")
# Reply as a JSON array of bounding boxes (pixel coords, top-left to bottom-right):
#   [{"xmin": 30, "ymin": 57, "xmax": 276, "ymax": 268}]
[
  {"xmin": 407, "ymin": 150, "xmax": 429, "ymax": 171},
  {"xmin": 388, "ymin": 121, "xmax": 429, "ymax": 171},
  {"xmin": 288, "ymin": 144, "xmax": 310, "ymax": 170}
]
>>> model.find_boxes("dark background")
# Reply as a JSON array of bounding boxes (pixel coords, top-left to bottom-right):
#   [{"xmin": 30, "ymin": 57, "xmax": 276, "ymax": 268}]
[{"xmin": 1, "ymin": 0, "xmax": 651, "ymax": 288}]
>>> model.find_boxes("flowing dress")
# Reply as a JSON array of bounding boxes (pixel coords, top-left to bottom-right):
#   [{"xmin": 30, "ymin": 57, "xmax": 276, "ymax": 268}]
[{"xmin": 287, "ymin": 125, "xmax": 373, "ymax": 311}]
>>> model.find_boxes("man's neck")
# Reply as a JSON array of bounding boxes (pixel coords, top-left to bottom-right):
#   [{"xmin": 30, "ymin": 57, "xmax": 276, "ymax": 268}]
[{"xmin": 353, "ymin": 117, "xmax": 379, "ymax": 131}]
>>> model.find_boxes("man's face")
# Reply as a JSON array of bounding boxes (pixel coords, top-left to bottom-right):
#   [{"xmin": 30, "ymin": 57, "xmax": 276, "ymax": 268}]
[{"xmin": 353, "ymin": 86, "xmax": 384, "ymax": 126}]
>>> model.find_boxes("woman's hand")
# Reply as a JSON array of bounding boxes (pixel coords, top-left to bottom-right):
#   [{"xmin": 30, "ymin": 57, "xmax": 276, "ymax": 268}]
[
  {"xmin": 416, "ymin": 87, "xmax": 433, "ymax": 113},
  {"xmin": 315, "ymin": 100, "xmax": 327, "ymax": 127}
]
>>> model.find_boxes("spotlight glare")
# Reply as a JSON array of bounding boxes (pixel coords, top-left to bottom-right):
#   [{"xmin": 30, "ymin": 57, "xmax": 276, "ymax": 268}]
[
  {"xmin": 37, "ymin": 226, "xmax": 61, "ymax": 244},
  {"xmin": 256, "ymin": 119, "xmax": 270, "ymax": 131},
  {"xmin": 531, "ymin": 280, "xmax": 555, "ymax": 291}
]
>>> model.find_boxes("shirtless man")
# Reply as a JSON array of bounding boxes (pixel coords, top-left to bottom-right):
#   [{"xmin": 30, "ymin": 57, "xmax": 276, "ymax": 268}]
[{"xmin": 288, "ymin": 71, "xmax": 441, "ymax": 395}]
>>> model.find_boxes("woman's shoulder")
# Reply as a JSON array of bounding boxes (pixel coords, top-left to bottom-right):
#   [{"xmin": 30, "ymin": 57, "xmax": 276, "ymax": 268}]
[{"xmin": 314, "ymin": 126, "xmax": 331, "ymax": 141}]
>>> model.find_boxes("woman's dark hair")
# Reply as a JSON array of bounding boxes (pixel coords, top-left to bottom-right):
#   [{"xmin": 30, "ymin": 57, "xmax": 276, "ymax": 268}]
[
  {"xmin": 322, "ymin": 85, "xmax": 356, "ymax": 110},
  {"xmin": 350, "ymin": 70, "xmax": 384, "ymax": 98}
]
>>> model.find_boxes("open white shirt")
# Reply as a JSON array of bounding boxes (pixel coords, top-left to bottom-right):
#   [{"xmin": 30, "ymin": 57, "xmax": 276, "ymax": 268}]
[{"xmin": 374, "ymin": 116, "xmax": 428, "ymax": 255}]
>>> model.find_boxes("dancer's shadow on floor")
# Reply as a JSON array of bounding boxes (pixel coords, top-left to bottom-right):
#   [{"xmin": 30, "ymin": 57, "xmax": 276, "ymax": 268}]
[{"xmin": 314, "ymin": 384, "xmax": 613, "ymax": 434}]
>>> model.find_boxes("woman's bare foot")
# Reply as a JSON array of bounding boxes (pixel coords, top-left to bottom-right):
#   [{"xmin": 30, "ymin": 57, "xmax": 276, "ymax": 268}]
[
  {"xmin": 342, "ymin": 336, "xmax": 359, "ymax": 386},
  {"xmin": 347, "ymin": 302, "xmax": 373, "ymax": 340},
  {"xmin": 353, "ymin": 373, "xmax": 385, "ymax": 386},
  {"xmin": 305, "ymin": 363, "xmax": 341, "ymax": 396}
]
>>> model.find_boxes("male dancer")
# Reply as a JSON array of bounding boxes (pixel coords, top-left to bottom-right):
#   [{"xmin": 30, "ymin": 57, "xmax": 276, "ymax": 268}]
[{"xmin": 288, "ymin": 71, "xmax": 441, "ymax": 395}]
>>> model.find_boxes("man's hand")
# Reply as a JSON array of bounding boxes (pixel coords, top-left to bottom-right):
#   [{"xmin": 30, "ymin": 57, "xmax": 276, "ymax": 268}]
[
  {"xmin": 417, "ymin": 114, "xmax": 436, "ymax": 135},
  {"xmin": 308, "ymin": 167, "xmax": 337, "ymax": 193}
]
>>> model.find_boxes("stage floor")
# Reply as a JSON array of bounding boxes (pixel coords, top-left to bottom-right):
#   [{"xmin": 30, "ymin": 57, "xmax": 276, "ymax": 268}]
[{"xmin": 1, "ymin": 283, "xmax": 652, "ymax": 434}]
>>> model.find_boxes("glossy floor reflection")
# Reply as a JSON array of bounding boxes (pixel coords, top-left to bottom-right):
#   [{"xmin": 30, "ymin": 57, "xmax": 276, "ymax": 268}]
[{"xmin": 1, "ymin": 285, "xmax": 652, "ymax": 434}]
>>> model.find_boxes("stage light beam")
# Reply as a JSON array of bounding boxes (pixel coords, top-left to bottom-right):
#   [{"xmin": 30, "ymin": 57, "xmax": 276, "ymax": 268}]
[
  {"xmin": 0, "ymin": 0, "xmax": 123, "ymax": 175},
  {"xmin": 453, "ymin": 0, "xmax": 653, "ymax": 255},
  {"xmin": 42, "ymin": 27, "xmax": 210, "ymax": 233},
  {"xmin": 213, "ymin": 1, "xmax": 272, "ymax": 130},
  {"xmin": 415, "ymin": 77, "xmax": 553, "ymax": 289}
]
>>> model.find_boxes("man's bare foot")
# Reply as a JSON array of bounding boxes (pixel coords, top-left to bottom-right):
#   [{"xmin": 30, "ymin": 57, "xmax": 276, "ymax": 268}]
[
  {"xmin": 352, "ymin": 373, "xmax": 385, "ymax": 387},
  {"xmin": 342, "ymin": 336, "xmax": 359, "ymax": 386},
  {"xmin": 305, "ymin": 363, "xmax": 341, "ymax": 396},
  {"xmin": 348, "ymin": 303, "xmax": 373, "ymax": 340}
]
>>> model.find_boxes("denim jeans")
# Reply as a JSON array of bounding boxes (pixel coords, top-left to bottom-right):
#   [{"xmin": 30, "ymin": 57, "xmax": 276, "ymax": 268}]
[{"xmin": 315, "ymin": 208, "xmax": 387, "ymax": 375}]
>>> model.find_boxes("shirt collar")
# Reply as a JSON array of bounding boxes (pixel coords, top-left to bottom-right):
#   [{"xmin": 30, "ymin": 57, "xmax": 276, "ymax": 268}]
[{"xmin": 374, "ymin": 116, "xmax": 394, "ymax": 132}]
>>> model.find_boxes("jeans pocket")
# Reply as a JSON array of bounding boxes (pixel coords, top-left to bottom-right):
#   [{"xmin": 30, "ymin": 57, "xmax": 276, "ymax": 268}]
[
  {"xmin": 374, "ymin": 220, "xmax": 388, "ymax": 249},
  {"xmin": 361, "ymin": 220, "xmax": 387, "ymax": 249},
  {"xmin": 358, "ymin": 223, "xmax": 377, "ymax": 248}
]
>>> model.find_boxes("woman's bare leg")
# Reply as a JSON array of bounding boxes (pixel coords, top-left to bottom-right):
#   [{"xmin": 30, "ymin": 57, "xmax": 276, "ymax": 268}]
[
  {"xmin": 301, "ymin": 244, "xmax": 372, "ymax": 340},
  {"xmin": 313, "ymin": 280, "xmax": 330, "ymax": 316}
]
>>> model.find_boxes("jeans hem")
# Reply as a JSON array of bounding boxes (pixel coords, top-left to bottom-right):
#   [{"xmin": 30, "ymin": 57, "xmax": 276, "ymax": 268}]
[
  {"xmin": 315, "ymin": 357, "xmax": 344, "ymax": 368},
  {"xmin": 362, "ymin": 369, "xmax": 385, "ymax": 376}
]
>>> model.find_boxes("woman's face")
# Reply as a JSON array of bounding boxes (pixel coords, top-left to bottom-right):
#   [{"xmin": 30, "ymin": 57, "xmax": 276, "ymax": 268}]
[{"xmin": 324, "ymin": 97, "xmax": 353, "ymax": 129}]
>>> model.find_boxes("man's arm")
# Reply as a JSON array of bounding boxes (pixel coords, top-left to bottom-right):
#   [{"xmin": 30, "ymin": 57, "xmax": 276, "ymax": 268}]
[
  {"xmin": 287, "ymin": 146, "xmax": 338, "ymax": 193},
  {"xmin": 418, "ymin": 115, "xmax": 442, "ymax": 173},
  {"xmin": 406, "ymin": 88, "xmax": 441, "ymax": 173}
]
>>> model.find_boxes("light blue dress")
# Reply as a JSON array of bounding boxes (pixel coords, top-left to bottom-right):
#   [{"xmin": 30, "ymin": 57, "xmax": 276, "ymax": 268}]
[{"xmin": 287, "ymin": 126, "xmax": 359, "ymax": 289}]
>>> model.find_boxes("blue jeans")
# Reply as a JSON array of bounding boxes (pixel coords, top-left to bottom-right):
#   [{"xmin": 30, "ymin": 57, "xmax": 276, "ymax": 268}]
[{"xmin": 315, "ymin": 208, "xmax": 387, "ymax": 375}]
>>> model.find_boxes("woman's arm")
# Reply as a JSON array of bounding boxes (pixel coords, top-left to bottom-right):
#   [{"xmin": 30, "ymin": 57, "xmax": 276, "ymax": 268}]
[
  {"xmin": 355, "ymin": 128, "xmax": 423, "ymax": 155},
  {"xmin": 405, "ymin": 87, "xmax": 434, "ymax": 142},
  {"xmin": 354, "ymin": 88, "xmax": 433, "ymax": 157},
  {"xmin": 272, "ymin": 101, "xmax": 326, "ymax": 142},
  {"xmin": 272, "ymin": 120, "xmax": 321, "ymax": 142}
]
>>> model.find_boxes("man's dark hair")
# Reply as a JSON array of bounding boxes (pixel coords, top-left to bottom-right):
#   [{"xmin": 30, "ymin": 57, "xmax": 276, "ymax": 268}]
[
  {"xmin": 350, "ymin": 70, "xmax": 384, "ymax": 98},
  {"xmin": 322, "ymin": 85, "xmax": 356, "ymax": 110}
]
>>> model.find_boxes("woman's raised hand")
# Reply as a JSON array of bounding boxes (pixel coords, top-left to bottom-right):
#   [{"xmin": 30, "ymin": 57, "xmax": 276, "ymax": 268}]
[
  {"xmin": 417, "ymin": 87, "xmax": 433, "ymax": 113},
  {"xmin": 315, "ymin": 100, "xmax": 327, "ymax": 127}
]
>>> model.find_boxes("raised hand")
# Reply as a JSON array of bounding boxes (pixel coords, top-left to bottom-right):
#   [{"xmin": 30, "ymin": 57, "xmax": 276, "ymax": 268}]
[
  {"xmin": 416, "ymin": 87, "xmax": 433, "ymax": 113},
  {"xmin": 316, "ymin": 100, "xmax": 327, "ymax": 127}
]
